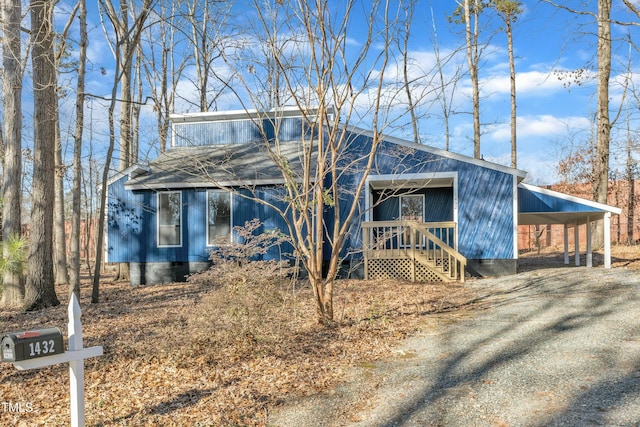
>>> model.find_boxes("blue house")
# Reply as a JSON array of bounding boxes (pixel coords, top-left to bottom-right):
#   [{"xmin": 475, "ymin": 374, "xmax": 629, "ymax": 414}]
[{"xmin": 107, "ymin": 107, "xmax": 621, "ymax": 285}]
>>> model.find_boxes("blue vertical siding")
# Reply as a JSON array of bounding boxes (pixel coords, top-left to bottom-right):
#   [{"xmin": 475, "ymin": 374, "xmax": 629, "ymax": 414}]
[
  {"xmin": 456, "ymin": 164, "xmax": 514, "ymax": 259},
  {"xmin": 372, "ymin": 188, "xmax": 454, "ymax": 222},
  {"xmin": 108, "ymin": 181, "xmax": 295, "ymax": 264},
  {"xmin": 108, "ymin": 184, "xmax": 212, "ymax": 264},
  {"xmin": 335, "ymin": 134, "xmax": 515, "ymax": 261},
  {"xmin": 108, "ymin": 126, "xmax": 518, "ymax": 267},
  {"xmin": 173, "ymin": 116, "xmax": 310, "ymax": 147},
  {"xmin": 107, "ymin": 174, "xmax": 146, "ymax": 263},
  {"xmin": 233, "ymin": 187, "xmax": 295, "ymax": 260}
]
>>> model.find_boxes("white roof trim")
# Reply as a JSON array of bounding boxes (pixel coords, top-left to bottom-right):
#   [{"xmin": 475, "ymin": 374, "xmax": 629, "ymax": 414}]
[
  {"xmin": 107, "ymin": 164, "xmax": 148, "ymax": 186},
  {"xmin": 519, "ymin": 182, "xmax": 622, "ymax": 214},
  {"xmin": 367, "ymin": 172, "xmax": 456, "ymax": 190},
  {"xmin": 124, "ymin": 179, "xmax": 289, "ymax": 191}
]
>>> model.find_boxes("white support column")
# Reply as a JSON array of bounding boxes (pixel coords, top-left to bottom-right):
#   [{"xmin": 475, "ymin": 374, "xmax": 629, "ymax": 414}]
[
  {"xmin": 586, "ymin": 217, "xmax": 592, "ymax": 267},
  {"xmin": 564, "ymin": 224, "xmax": 569, "ymax": 265},
  {"xmin": 574, "ymin": 220, "xmax": 580, "ymax": 266},
  {"xmin": 604, "ymin": 212, "xmax": 612, "ymax": 268}
]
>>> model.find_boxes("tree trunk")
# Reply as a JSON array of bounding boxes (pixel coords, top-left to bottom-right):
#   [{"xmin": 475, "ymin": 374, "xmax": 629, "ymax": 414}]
[
  {"xmin": 464, "ymin": 0, "xmax": 481, "ymax": 159},
  {"xmin": 94, "ymin": 0, "xmax": 152, "ymax": 300},
  {"xmin": 626, "ymin": 128, "xmax": 635, "ymax": 245},
  {"xmin": 24, "ymin": 0, "xmax": 60, "ymax": 311},
  {"xmin": 628, "ymin": 179, "xmax": 635, "ymax": 245},
  {"xmin": 507, "ymin": 17, "xmax": 517, "ymax": 168},
  {"xmin": 69, "ymin": 0, "xmax": 87, "ymax": 299},
  {"xmin": 1, "ymin": 0, "xmax": 25, "ymax": 307},
  {"xmin": 592, "ymin": 0, "xmax": 612, "ymax": 249},
  {"xmin": 54, "ymin": 118, "xmax": 69, "ymax": 285}
]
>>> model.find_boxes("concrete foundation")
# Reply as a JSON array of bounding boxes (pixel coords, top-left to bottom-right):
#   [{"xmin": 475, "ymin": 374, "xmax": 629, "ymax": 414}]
[
  {"xmin": 465, "ymin": 259, "xmax": 518, "ymax": 278},
  {"xmin": 129, "ymin": 262, "xmax": 211, "ymax": 286}
]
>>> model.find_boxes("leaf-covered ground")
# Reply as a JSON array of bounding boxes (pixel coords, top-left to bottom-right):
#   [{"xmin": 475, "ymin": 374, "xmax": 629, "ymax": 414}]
[
  {"xmin": 0, "ymin": 274, "xmax": 478, "ymax": 426},
  {"xmin": 1, "ymin": 246, "xmax": 638, "ymax": 426}
]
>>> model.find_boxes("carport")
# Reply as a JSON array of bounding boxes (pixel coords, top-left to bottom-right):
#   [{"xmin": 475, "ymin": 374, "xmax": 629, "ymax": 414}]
[{"xmin": 518, "ymin": 183, "xmax": 623, "ymax": 268}]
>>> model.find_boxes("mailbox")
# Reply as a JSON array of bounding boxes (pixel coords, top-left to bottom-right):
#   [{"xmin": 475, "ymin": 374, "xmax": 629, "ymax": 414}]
[{"xmin": 1, "ymin": 328, "xmax": 64, "ymax": 362}]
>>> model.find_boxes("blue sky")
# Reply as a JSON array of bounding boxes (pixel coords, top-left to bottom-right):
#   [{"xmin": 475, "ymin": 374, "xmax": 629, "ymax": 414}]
[
  {"xmin": 399, "ymin": 0, "xmax": 640, "ymax": 185},
  {"xmin": 58, "ymin": 0, "xmax": 640, "ymax": 186}
]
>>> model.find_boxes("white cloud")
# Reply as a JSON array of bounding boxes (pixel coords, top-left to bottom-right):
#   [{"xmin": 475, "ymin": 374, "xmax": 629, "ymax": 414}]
[
  {"xmin": 482, "ymin": 69, "xmax": 591, "ymax": 98},
  {"xmin": 483, "ymin": 115, "xmax": 590, "ymax": 143}
]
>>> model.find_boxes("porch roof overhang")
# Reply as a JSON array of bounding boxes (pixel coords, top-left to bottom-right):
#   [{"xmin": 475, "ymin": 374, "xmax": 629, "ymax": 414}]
[
  {"xmin": 518, "ymin": 183, "xmax": 622, "ymax": 226},
  {"xmin": 367, "ymin": 173, "xmax": 455, "ymax": 190}
]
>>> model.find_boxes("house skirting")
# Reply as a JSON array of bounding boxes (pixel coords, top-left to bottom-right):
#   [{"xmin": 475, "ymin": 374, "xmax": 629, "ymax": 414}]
[
  {"xmin": 466, "ymin": 259, "xmax": 517, "ymax": 277},
  {"xmin": 129, "ymin": 261, "xmax": 211, "ymax": 286}
]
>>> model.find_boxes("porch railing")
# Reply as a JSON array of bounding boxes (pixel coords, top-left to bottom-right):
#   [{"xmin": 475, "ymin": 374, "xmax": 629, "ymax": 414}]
[{"xmin": 361, "ymin": 220, "xmax": 466, "ymax": 283}]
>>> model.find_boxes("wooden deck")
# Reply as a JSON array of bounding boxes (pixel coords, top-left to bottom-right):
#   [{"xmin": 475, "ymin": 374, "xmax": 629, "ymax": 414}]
[{"xmin": 362, "ymin": 221, "xmax": 466, "ymax": 283}]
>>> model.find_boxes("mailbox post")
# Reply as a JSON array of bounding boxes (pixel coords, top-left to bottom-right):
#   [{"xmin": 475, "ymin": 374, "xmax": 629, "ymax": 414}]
[{"xmin": 1, "ymin": 293, "xmax": 102, "ymax": 427}]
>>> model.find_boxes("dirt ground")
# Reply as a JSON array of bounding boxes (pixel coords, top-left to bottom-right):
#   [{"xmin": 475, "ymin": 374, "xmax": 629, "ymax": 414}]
[
  {"xmin": 0, "ymin": 246, "xmax": 638, "ymax": 426},
  {"xmin": 518, "ymin": 244, "xmax": 640, "ymax": 270}
]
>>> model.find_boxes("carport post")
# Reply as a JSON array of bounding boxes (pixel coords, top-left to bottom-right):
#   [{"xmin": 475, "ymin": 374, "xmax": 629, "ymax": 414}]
[
  {"xmin": 586, "ymin": 217, "xmax": 592, "ymax": 268},
  {"xmin": 574, "ymin": 220, "xmax": 580, "ymax": 266},
  {"xmin": 563, "ymin": 224, "xmax": 569, "ymax": 265},
  {"xmin": 604, "ymin": 212, "xmax": 612, "ymax": 268}
]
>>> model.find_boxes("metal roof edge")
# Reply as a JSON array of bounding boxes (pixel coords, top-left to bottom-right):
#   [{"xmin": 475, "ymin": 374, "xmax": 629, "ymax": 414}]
[
  {"xmin": 170, "ymin": 105, "xmax": 333, "ymax": 124},
  {"xmin": 519, "ymin": 182, "xmax": 623, "ymax": 214}
]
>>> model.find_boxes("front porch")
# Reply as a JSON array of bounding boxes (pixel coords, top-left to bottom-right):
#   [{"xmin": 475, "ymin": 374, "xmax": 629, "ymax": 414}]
[{"xmin": 362, "ymin": 220, "xmax": 466, "ymax": 283}]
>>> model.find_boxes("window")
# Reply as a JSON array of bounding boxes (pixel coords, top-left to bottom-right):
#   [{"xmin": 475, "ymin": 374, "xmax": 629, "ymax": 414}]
[
  {"xmin": 158, "ymin": 191, "xmax": 182, "ymax": 247},
  {"xmin": 207, "ymin": 190, "xmax": 231, "ymax": 245},
  {"xmin": 399, "ymin": 194, "xmax": 425, "ymax": 222},
  {"xmin": 399, "ymin": 194, "xmax": 424, "ymax": 247}
]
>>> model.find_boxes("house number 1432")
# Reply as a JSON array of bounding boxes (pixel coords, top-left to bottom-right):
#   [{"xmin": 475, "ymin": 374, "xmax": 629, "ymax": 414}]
[{"xmin": 28, "ymin": 340, "xmax": 55, "ymax": 357}]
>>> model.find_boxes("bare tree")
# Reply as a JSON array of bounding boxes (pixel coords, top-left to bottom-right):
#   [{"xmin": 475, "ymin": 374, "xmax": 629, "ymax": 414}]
[
  {"xmin": 52, "ymin": 4, "xmax": 80, "ymax": 288},
  {"xmin": 399, "ymin": 0, "xmax": 419, "ymax": 144},
  {"xmin": 216, "ymin": 0, "xmax": 410, "ymax": 324},
  {"xmin": 1, "ymin": 0, "xmax": 26, "ymax": 307},
  {"xmin": 543, "ymin": 0, "xmax": 631, "ymax": 248},
  {"xmin": 24, "ymin": 0, "xmax": 60, "ymax": 310},
  {"xmin": 100, "ymin": 0, "xmax": 153, "ymax": 171},
  {"xmin": 624, "ymin": 113, "xmax": 637, "ymax": 245},
  {"xmin": 430, "ymin": 5, "xmax": 462, "ymax": 151},
  {"xmin": 491, "ymin": 0, "xmax": 521, "ymax": 168},
  {"xmin": 70, "ymin": 0, "xmax": 88, "ymax": 298},
  {"xmin": 94, "ymin": 0, "xmax": 154, "ymax": 301},
  {"xmin": 456, "ymin": 0, "xmax": 485, "ymax": 159},
  {"xmin": 182, "ymin": 0, "xmax": 234, "ymax": 112},
  {"xmin": 53, "ymin": 117, "xmax": 70, "ymax": 286},
  {"xmin": 141, "ymin": 1, "xmax": 190, "ymax": 152},
  {"xmin": 591, "ymin": 0, "xmax": 612, "ymax": 248}
]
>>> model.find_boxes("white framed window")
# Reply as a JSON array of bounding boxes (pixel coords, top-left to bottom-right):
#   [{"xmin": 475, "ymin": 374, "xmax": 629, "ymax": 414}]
[
  {"xmin": 207, "ymin": 190, "xmax": 231, "ymax": 246},
  {"xmin": 157, "ymin": 191, "xmax": 182, "ymax": 247}
]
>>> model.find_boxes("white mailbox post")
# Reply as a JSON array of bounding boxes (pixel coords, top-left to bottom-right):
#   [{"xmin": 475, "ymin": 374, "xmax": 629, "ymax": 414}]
[{"xmin": 3, "ymin": 293, "xmax": 103, "ymax": 427}]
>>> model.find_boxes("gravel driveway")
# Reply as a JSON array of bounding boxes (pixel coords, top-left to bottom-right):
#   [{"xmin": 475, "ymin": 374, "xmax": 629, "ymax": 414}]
[{"xmin": 269, "ymin": 267, "xmax": 640, "ymax": 426}]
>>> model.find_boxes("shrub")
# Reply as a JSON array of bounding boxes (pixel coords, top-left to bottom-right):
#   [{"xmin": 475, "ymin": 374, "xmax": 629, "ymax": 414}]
[
  {"xmin": 188, "ymin": 218, "xmax": 297, "ymax": 288},
  {"xmin": 0, "ymin": 234, "xmax": 27, "ymax": 277},
  {"xmin": 186, "ymin": 220, "xmax": 298, "ymax": 352}
]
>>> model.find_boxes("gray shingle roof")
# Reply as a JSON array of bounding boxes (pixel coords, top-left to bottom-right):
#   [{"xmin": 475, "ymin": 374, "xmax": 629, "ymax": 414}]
[{"xmin": 124, "ymin": 140, "xmax": 313, "ymax": 190}]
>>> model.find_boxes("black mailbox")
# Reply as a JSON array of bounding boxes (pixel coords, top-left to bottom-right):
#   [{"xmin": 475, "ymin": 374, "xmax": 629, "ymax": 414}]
[{"xmin": 1, "ymin": 328, "xmax": 64, "ymax": 362}]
